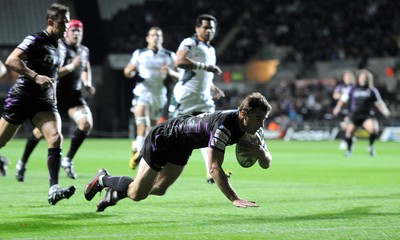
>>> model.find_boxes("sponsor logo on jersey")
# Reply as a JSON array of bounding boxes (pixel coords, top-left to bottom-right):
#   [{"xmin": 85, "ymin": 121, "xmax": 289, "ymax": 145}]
[
  {"xmin": 211, "ymin": 126, "xmax": 231, "ymax": 150},
  {"xmin": 214, "ymin": 127, "xmax": 230, "ymax": 144}
]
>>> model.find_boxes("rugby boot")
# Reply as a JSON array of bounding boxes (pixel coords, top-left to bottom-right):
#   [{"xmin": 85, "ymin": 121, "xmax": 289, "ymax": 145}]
[
  {"xmin": 15, "ymin": 160, "xmax": 26, "ymax": 182},
  {"xmin": 96, "ymin": 187, "xmax": 119, "ymax": 212},
  {"xmin": 0, "ymin": 155, "xmax": 10, "ymax": 177},
  {"xmin": 48, "ymin": 184, "xmax": 76, "ymax": 205},
  {"xmin": 61, "ymin": 158, "xmax": 78, "ymax": 179},
  {"xmin": 84, "ymin": 168, "xmax": 109, "ymax": 201}
]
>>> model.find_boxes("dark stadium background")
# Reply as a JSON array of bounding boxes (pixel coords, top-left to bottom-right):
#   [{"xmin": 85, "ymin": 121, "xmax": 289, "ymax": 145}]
[{"xmin": 0, "ymin": 0, "xmax": 399, "ymax": 138}]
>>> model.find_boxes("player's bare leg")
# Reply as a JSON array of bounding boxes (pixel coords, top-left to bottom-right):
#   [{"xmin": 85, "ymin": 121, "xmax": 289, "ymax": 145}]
[{"xmin": 129, "ymin": 105, "xmax": 149, "ymax": 169}]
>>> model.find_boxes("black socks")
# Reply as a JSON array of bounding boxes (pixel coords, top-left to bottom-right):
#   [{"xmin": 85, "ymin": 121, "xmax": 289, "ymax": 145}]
[
  {"xmin": 369, "ymin": 133, "xmax": 376, "ymax": 147},
  {"xmin": 66, "ymin": 129, "xmax": 88, "ymax": 160},
  {"xmin": 47, "ymin": 148, "xmax": 62, "ymax": 186},
  {"xmin": 21, "ymin": 134, "xmax": 40, "ymax": 164},
  {"xmin": 345, "ymin": 137, "xmax": 353, "ymax": 151},
  {"xmin": 102, "ymin": 176, "xmax": 134, "ymax": 196}
]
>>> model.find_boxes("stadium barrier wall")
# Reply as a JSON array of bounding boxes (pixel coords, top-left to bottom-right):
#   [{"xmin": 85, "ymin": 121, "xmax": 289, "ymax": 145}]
[{"xmin": 380, "ymin": 127, "xmax": 400, "ymax": 142}]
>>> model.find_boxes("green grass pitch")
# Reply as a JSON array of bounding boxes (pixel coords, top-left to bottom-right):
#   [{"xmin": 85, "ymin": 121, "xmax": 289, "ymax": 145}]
[{"xmin": 0, "ymin": 138, "xmax": 399, "ymax": 239}]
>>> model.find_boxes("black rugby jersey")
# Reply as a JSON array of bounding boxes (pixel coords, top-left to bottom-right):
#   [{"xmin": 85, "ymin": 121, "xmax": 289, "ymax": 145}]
[
  {"xmin": 161, "ymin": 110, "xmax": 246, "ymax": 152},
  {"xmin": 12, "ymin": 30, "xmax": 66, "ymax": 98},
  {"xmin": 349, "ymin": 86, "xmax": 381, "ymax": 115},
  {"xmin": 17, "ymin": 30, "xmax": 66, "ymax": 81},
  {"xmin": 57, "ymin": 40, "xmax": 89, "ymax": 91}
]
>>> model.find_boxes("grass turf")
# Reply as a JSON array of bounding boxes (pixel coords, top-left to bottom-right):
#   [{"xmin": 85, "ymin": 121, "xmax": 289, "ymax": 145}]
[{"xmin": 0, "ymin": 138, "xmax": 399, "ymax": 239}]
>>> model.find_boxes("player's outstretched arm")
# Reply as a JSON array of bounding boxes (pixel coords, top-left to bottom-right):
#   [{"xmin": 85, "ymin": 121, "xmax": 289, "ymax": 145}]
[
  {"xmin": 208, "ymin": 148, "xmax": 259, "ymax": 208},
  {"xmin": 375, "ymin": 100, "xmax": 391, "ymax": 118}
]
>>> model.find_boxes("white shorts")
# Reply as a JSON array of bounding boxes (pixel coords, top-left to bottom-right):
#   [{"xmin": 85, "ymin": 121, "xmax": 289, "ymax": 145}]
[
  {"xmin": 132, "ymin": 86, "xmax": 167, "ymax": 120},
  {"xmin": 172, "ymin": 83, "xmax": 215, "ymax": 116}
]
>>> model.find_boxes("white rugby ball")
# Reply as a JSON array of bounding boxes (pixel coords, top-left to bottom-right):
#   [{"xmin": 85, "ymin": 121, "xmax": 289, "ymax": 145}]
[{"xmin": 235, "ymin": 133, "xmax": 259, "ymax": 168}]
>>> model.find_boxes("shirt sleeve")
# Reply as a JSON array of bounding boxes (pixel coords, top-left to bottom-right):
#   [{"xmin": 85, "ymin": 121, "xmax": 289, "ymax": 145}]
[
  {"xmin": 177, "ymin": 38, "xmax": 195, "ymax": 52},
  {"xmin": 129, "ymin": 49, "xmax": 140, "ymax": 65},
  {"xmin": 210, "ymin": 125, "xmax": 231, "ymax": 152},
  {"xmin": 17, "ymin": 35, "xmax": 35, "ymax": 55},
  {"xmin": 371, "ymin": 87, "xmax": 382, "ymax": 102}
]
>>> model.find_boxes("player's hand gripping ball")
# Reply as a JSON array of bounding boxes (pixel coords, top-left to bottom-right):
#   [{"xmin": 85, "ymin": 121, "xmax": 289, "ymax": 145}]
[{"xmin": 236, "ymin": 133, "xmax": 260, "ymax": 168}]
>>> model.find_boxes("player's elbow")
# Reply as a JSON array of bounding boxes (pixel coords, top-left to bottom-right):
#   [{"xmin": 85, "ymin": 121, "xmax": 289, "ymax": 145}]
[
  {"xmin": 208, "ymin": 165, "xmax": 222, "ymax": 178},
  {"xmin": 175, "ymin": 57, "xmax": 191, "ymax": 69},
  {"xmin": 123, "ymin": 70, "xmax": 132, "ymax": 78},
  {"xmin": 123, "ymin": 65, "xmax": 136, "ymax": 78},
  {"xmin": 208, "ymin": 166, "xmax": 217, "ymax": 176},
  {"xmin": 5, "ymin": 57, "xmax": 17, "ymax": 70},
  {"xmin": 175, "ymin": 61, "xmax": 186, "ymax": 69}
]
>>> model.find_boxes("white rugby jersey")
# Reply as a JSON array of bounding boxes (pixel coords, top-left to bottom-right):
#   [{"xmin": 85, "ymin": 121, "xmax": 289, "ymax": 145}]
[
  {"xmin": 174, "ymin": 36, "xmax": 216, "ymax": 100},
  {"xmin": 130, "ymin": 48, "xmax": 176, "ymax": 95}
]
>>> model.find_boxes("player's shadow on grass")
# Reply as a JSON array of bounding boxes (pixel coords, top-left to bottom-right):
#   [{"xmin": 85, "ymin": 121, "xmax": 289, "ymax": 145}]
[
  {"xmin": 21, "ymin": 212, "xmax": 115, "ymax": 220},
  {"xmin": 0, "ymin": 212, "xmax": 112, "ymax": 233},
  {"xmin": 2, "ymin": 212, "xmax": 121, "ymax": 233}
]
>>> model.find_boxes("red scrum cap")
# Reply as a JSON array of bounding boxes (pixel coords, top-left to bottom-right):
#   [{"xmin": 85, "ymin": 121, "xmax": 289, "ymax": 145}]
[{"xmin": 68, "ymin": 19, "xmax": 84, "ymax": 30}]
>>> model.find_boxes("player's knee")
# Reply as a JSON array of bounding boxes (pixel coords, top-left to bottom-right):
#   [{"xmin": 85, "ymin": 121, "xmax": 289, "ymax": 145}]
[
  {"xmin": 79, "ymin": 121, "xmax": 92, "ymax": 132},
  {"xmin": 33, "ymin": 128, "xmax": 43, "ymax": 139},
  {"xmin": 73, "ymin": 109, "xmax": 92, "ymax": 125},
  {"xmin": 46, "ymin": 131, "xmax": 63, "ymax": 147},
  {"xmin": 128, "ymin": 192, "xmax": 149, "ymax": 202},
  {"xmin": 126, "ymin": 186, "xmax": 150, "ymax": 201},
  {"xmin": 135, "ymin": 116, "xmax": 150, "ymax": 127},
  {"xmin": 150, "ymin": 186, "xmax": 167, "ymax": 196}
]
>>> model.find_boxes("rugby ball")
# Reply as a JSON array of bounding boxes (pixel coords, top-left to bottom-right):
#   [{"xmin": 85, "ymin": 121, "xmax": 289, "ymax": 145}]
[{"xmin": 235, "ymin": 133, "xmax": 259, "ymax": 168}]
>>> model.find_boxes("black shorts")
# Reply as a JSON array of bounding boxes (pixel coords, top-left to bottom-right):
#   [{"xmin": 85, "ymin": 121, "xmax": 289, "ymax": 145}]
[
  {"xmin": 349, "ymin": 114, "xmax": 376, "ymax": 127},
  {"xmin": 141, "ymin": 125, "xmax": 192, "ymax": 171},
  {"xmin": 2, "ymin": 84, "xmax": 57, "ymax": 125},
  {"xmin": 56, "ymin": 90, "xmax": 87, "ymax": 115}
]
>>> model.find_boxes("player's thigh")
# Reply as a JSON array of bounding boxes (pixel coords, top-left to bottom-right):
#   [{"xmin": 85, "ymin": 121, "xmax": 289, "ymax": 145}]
[
  {"xmin": 32, "ymin": 112, "xmax": 63, "ymax": 146},
  {"xmin": 362, "ymin": 118, "xmax": 378, "ymax": 133},
  {"xmin": 0, "ymin": 118, "xmax": 20, "ymax": 147},
  {"xmin": 68, "ymin": 105, "xmax": 93, "ymax": 128},
  {"xmin": 153, "ymin": 163, "xmax": 185, "ymax": 191},
  {"xmin": 134, "ymin": 105, "xmax": 147, "ymax": 117},
  {"xmin": 127, "ymin": 159, "xmax": 159, "ymax": 199}
]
